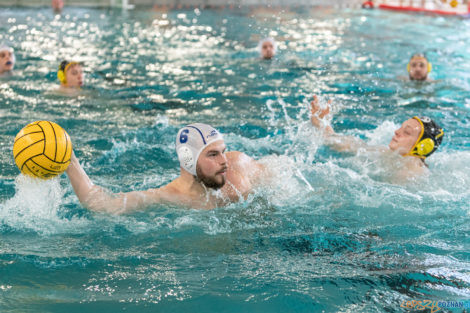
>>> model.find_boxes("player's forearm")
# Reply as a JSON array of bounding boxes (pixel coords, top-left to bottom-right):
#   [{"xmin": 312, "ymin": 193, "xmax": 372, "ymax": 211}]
[
  {"xmin": 65, "ymin": 153, "xmax": 95, "ymax": 205},
  {"xmin": 66, "ymin": 154, "xmax": 161, "ymax": 214},
  {"xmin": 83, "ymin": 189, "xmax": 160, "ymax": 214},
  {"xmin": 324, "ymin": 134, "xmax": 365, "ymax": 153}
]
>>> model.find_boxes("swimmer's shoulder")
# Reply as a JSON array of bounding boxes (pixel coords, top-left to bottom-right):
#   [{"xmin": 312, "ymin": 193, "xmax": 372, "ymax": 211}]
[
  {"xmin": 47, "ymin": 86, "xmax": 84, "ymax": 97},
  {"xmin": 226, "ymin": 151, "xmax": 256, "ymax": 169},
  {"xmin": 226, "ymin": 150, "xmax": 245, "ymax": 160},
  {"xmin": 226, "ymin": 151, "xmax": 265, "ymax": 183},
  {"xmin": 392, "ymin": 157, "xmax": 429, "ymax": 183},
  {"xmin": 142, "ymin": 179, "xmax": 192, "ymax": 207},
  {"xmin": 397, "ymin": 76, "xmax": 437, "ymax": 83},
  {"xmin": 406, "ymin": 157, "xmax": 429, "ymax": 174},
  {"xmin": 158, "ymin": 179, "xmax": 184, "ymax": 198}
]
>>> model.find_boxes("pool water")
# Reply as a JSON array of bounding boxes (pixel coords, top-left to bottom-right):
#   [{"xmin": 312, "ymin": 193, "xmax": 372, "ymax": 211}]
[{"xmin": 1, "ymin": 6, "xmax": 470, "ymax": 312}]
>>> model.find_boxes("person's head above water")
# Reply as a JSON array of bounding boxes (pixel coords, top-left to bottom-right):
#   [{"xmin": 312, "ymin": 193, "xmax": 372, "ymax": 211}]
[
  {"xmin": 176, "ymin": 123, "xmax": 227, "ymax": 189},
  {"xmin": 407, "ymin": 53, "xmax": 432, "ymax": 81},
  {"xmin": 389, "ymin": 116, "xmax": 444, "ymax": 159},
  {"xmin": 57, "ymin": 60, "xmax": 83, "ymax": 88},
  {"xmin": 0, "ymin": 45, "xmax": 15, "ymax": 74},
  {"xmin": 258, "ymin": 37, "xmax": 277, "ymax": 60},
  {"xmin": 52, "ymin": 0, "xmax": 64, "ymax": 13}
]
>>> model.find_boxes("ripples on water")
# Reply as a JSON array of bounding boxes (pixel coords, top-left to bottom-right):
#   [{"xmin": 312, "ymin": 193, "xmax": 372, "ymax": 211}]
[{"xmin": 1, "ymin": 6, "xmax": 470, "ymax": 312}]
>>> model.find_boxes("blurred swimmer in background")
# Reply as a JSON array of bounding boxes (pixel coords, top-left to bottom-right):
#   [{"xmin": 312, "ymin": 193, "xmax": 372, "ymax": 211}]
[
  {"xmin": 0, "ymin": 45, "xmax": 15, "ymax": 75},
  {"xmin": 52, "ymin": 0, "xmax": 64, "ymax": 13},
  {"xmin": 258, "ymin": 37, "xmax": 277, "ymax": 60},
  {"xmin": 56, "ymin": 60, "xmax": 84, "ymax": 95},
  {"xmin": 407, "ymin": 53, "xmax": 432, "ymax": 81}
]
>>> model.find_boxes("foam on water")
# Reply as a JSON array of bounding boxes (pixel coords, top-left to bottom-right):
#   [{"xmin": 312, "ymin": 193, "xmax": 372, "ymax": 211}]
[{"xmin": 0, "ymin": 175, "xmax": 91, "ymax": 235}]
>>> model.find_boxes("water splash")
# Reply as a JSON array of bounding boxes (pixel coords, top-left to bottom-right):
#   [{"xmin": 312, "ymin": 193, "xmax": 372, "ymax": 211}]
[{"xmin": 0, "ymin": 175, "xmax": 89, "ymax": 235}]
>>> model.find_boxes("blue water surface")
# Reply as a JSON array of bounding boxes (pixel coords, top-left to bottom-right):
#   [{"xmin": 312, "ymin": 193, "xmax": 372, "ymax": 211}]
[{"xmin": 1, "ymin": 6, "xmax": 470, "ymax": 312}]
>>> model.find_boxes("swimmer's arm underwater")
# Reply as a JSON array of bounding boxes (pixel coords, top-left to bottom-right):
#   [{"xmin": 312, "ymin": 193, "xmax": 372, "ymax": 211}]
[
  {"xmin": 66, "ymin": 153, "xmax": 165, "ymax": 214},
  {"xmin": 309, "ymin": 95, "xmax": 367, "ymax": 153}
]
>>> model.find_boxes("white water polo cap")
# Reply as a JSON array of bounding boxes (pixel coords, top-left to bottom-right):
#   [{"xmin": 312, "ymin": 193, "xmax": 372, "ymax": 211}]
[
  {"xmin": 0, "ymin": 44, "xmax": 16, "ymax": 65},
  {"xmin": 176, "ymin": 123, "xmax": 224, "ymax": 176},
  {"xmin": 258, "ymin": 37, "xmax": 277, "ymax": 55}
]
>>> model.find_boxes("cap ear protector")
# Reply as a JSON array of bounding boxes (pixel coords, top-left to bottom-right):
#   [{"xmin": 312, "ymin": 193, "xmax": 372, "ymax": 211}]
[
  {"xmin": 57, "ymin": 61, "xmax": 79, "ymax": 84},
  {"xmin": 57, "ymin": 70, "xmax": 66, "ymax": 83},
  {"xmin": 407, "ymin": 116, "xmax": 444, "ymax": 159},
  {"xmin": 176, "ymin": 124, "xmax": 224, "ymax": 177},
  {"xmin": 407, "ymin": 55, "xmax": 432, "ymax": 73},
  {"xmin": 177, "ymin": 129, "xmax": 195, "ymax": 172},
  {"xmin": 57, "ymin": 72, "xmax": 65, "ymax": 84},
  {"xmin": 414, "ymin": 137, "xmax": 435, "ymax": 156}
]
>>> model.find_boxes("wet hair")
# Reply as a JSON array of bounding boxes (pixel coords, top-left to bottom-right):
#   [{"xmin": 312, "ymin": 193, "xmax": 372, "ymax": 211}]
[{"xmin": 59, "ymin": 60, "xmax": 69, "ymax": 72}]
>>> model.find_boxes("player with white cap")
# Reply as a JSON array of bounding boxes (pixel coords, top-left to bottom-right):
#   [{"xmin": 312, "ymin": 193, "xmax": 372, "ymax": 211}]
[
  {"xmin": 66, "ymin": 123, "xmax": 266, "ymax": 213},
  {"xmin": 258, "ymin": 37, "xmax": 276, "ymax": 60},
  {"xmin": 0, "ymin": 45, "xmax": 15, "ymax": 74},
  {"xmin": 175, "ymin": 123, "xmax": 226, "ymax": 188}
]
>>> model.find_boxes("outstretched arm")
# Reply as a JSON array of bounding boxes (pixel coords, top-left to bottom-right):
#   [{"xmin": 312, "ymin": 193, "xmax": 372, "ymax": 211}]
[
  {"xmin": 66, "ymin": 153, "xmax": 163, "ymax": 214},
  {"xmin": 310, "ymin": 95, "xmax": 366, "ymax": 153},
  {"xmin": 310, "ymin": 95, "xmax": 335, "ymax": 135}
]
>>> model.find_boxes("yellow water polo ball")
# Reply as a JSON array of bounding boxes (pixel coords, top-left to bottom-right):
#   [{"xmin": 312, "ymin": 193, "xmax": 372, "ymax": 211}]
[{"xmin": 13, "ymin": 121, "xmax": 72, "ymax": 179}]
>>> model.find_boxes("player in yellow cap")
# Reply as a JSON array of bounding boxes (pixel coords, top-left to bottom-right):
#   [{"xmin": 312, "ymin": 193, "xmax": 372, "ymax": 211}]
[
  {"xmin": 309, "ymin": 95, "xmax": 444, "ymax": 180},
  {"xmin": 57, "ymin": 60, "xmax": 84, "ymax": 95},
  {"xmin": 407, "ymin": 53, "xmax": 432, "ymax": 81},
  {"xmin": 65, "ymin": 123, "xmax": 268, "ymax": 214}
]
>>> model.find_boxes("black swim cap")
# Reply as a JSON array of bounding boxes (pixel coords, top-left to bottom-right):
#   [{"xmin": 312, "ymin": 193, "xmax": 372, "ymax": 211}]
[
  {"xmin": 408, "ymin": 116, "xmax": 444, "ymax": 158},
  {"xmin": 59, "ymin": 60, "xmax": 81, "ymax": 71},
  {"xmin": 59, "ymin": 60, "xmax": 69, "ymax": 71}
]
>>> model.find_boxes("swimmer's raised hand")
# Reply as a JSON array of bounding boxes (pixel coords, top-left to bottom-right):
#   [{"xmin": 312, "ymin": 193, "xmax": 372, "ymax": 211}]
[
  {"xmin": 310, "ymin": 95, "xmax": 330, "ymax": 118},
  {"xmin": 310, "ymin": 95, "xmax": 334, "ymax": 134}
]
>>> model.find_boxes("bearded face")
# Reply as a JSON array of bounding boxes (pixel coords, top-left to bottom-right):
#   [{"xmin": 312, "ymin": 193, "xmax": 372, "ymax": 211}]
[{"xmin": 195, "ymin": 141, "xmax": 228, "ymax": 189}]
